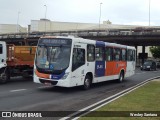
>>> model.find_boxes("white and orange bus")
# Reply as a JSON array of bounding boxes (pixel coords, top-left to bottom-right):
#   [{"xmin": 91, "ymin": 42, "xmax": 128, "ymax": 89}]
[{"xmin": 34, "ymin": 36, "xmax": 136, "ymax": 89}]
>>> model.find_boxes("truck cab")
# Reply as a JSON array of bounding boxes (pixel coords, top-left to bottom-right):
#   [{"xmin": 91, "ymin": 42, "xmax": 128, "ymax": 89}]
[{"xmin": 0, "ymin": 41, "xmax": 8, "ymax": 83}]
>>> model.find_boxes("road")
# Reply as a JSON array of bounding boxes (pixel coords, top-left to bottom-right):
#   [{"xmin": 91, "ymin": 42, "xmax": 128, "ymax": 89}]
[{"xmin": 0, "ymin": 68, "xmax": 159, "ymax": 119}]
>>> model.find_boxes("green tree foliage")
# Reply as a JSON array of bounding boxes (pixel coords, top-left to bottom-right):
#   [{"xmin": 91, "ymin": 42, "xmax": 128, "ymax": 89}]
[{"xmin": 150, "ymin": 46, "xmax": 160, "ymax": 58}]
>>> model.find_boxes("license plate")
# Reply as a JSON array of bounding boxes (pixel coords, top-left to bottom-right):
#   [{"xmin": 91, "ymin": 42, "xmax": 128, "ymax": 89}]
[{"xmin": 44, "ymin": 82, "xmax": 52, "ymax": 85}]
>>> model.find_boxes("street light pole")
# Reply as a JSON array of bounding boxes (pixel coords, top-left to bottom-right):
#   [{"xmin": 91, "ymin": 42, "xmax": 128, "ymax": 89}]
[
  {"xmin": 149, "ymin": 0, "xmax": 150, "ymax": 26},
  {"xmin": 44, "ymin": 5, "xmax": 47, "ymax": 32},
  {"xmin": 17, "ymin": 11, "xmax": 20, "ymax": 33},
  {"xmin": 99, "ymin": 3, "xmax": 102, "ymax": 30}
]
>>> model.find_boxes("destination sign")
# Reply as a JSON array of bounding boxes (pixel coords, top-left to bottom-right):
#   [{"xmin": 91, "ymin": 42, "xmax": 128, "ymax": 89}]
[{"xmin": 39, "ymin": 38, "xmax": 72, "ymax": 45}]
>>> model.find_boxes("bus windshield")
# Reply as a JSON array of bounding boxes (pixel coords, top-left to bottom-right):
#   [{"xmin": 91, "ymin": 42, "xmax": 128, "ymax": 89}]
[{"xmin": 35, "ymin": 38, "xmax": 72, "ymax": 74}]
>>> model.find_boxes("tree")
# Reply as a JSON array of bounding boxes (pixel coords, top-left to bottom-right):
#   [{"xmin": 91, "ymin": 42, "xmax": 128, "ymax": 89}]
[
  {"xmin": 150, "ymin": 46, "xmax": 160, "ymax": 58},
  {"xmin": 103, "ymin": 20, "xmax": 112, "ymax": 24}
]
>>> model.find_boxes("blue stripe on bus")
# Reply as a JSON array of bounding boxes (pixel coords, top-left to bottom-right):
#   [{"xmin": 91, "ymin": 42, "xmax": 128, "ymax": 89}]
[
  {"xmin": 95, "ymin": 41, "xmax": 105, "ymax": 77},
  {"xmin": 95, "ymin": 61, "xmax": 105, "ymax": 77},
  {"xmin": 96, "ymin": 41, "xmax": 105, "ymax": 47},
  {"xmin": 51, "ymin": 71, "xmax": 65, "ymax": 80}
]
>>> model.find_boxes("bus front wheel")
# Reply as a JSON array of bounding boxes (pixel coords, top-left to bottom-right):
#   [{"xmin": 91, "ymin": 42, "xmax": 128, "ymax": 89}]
[{"xmin": 82, "ymin": 75, "xmax": 91, "ymax": 90}]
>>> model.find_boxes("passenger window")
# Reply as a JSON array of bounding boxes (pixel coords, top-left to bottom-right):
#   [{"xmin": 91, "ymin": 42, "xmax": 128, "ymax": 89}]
[
  {"xmin": 87, "ymin": 45, "xmax": 95, "ymax": 62},
  {"xmin": 0, "ymin": 44, "xmax": 2, "ymax": 54},
  {"xmin": 127, "ymin": 50, "xmax": 132, "ymax": 61},
  {"xmin": 132, "ymin": 50, "xmax": 135, "ymax": 61},
  {"xmin": 114, "ymin": 48, "xmax": 121, "ymax": 61},
  {"xmin": 95, "ymin": 47, "xmax": 104, "ymax": 61},
  {"xmin": 105, "ymin": 47, "xmax": 113, "ymax": 61},
  {"xmin": 122, "ymin": 49, "xmax": 126, "ymax": 61},
  {"xmin": 127, "ymin": 49, "xmax": 135, "ymax": 61},
  {"xmin": 72, "ymin": 48, "xmax": 85, "ymax": 71}
]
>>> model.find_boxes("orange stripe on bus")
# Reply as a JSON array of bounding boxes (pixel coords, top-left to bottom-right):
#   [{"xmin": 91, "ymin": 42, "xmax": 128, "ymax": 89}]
[
  {"xmin": 105, "ymin": 61, "xmax": 127, "ymax": 76},
  {"xmin": 35, "ymin": 70, "xmax": 50, "ymax": 79}
]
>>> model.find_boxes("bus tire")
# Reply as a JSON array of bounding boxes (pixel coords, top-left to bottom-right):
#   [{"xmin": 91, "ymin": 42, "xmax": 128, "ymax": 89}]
[
  {"xmin": 117, "ymin": 71, "xmax": 124, "ymax": 83},
  {"xmin": 0, "ymin": 68, "xmax": 10, "ymax": 84},
  {"xmin": 82, "ymin": 75, "xmax": 91, "ymax": 90}
]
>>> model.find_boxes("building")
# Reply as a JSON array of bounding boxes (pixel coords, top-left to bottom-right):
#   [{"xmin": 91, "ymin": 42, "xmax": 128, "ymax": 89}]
[
  {"xmin": 30, "ymin": 19, "xmax": 157, "ymax": 32},
  {"xmin": 0, "ymin": 24, "xmax": 27, "ymax": 34},
  {"xmin": 30, "ymin": 19, "xmax": 99, "ymax": 32}
]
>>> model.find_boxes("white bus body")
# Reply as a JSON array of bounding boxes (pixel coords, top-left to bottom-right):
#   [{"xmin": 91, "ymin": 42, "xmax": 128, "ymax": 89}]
[{"xmin": 34, "ymin": 36, "xmax": 136, "ymax": 89}]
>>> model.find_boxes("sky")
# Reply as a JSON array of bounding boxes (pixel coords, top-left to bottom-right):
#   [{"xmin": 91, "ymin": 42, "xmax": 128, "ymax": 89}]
[{"xmin": 0, "ymin": 0, "xmax": 160, "ymax": 27}]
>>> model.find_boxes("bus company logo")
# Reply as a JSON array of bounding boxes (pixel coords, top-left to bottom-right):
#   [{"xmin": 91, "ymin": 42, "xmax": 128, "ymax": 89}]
[
  {"xmin": 118, "ymin": 63, "xmax": 125, "ymax": 67},
  {"xmin": 2, "ymin": 112, "xmax": 11, "ymax": 117},
  {"xmin": 97, "ymin": 65, "xmax": 103, "ymax": 69}
]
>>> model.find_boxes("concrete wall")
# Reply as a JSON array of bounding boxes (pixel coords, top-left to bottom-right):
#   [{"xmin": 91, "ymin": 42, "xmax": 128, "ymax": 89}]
[
  {"xmin": 0, "ymin": 24, "xmax": 27, "ymax": 34},
  {"xmin": 30, "ymin": 19, "xmax": 98, "ymax": 32},
  {"xmin": 30, "ymin": 19, "xmax": 156, "ymax": 32}
]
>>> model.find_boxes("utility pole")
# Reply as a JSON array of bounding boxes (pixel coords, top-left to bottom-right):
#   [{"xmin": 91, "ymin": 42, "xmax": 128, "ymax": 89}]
[
  {"xmin": 149, "ymin": 0, "xmax": 151, "ymax": 26},
  {"xmin": 99, "ymin": 3, "xmax": 102, "ymax": 31},
  {"xmin": 17, "ymin": 11, "xmax": 20, "ymax": 33},
  {"xmin": 44, "ymin": 5, "xmax": 47, "ymax": 32}
]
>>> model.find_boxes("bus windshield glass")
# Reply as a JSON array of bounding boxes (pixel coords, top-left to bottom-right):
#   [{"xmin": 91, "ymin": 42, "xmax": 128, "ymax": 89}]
[{"xmin": 36, "ymin": 38, "xmax": 72, "ymax": 73}]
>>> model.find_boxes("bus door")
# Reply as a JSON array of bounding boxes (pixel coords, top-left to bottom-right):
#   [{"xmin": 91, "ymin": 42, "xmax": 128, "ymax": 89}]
[
  {"xmin": 95, "ymin": 41, "xmax": 105, "ymax": 77},
  {"xmin": 71, "ymin": 43, "xmax": 86, "ymax": 85}
]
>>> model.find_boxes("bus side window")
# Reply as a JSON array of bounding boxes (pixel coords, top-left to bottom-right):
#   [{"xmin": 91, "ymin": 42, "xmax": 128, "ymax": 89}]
[
  {"xmin": 72, "ymin": 48, "xmax": 85, "ymax": 71},
  {"xmin": 122, "ymin": 49, "xmax": 126, "ymax": 61},
  {"xmin": 0, "ymin": 44, "xmax": 3, "ymax": 54},
  {"xmin": 0, "ymin": 44, "xmax": 2, "ymax": 54},
  {"xmin": 114, "ymin": 48, "xmax": 121, "ymax": 61},
  {"xmin": 132, "ymin": 50, "xmax": 135, "ymax": 61},
  {"xmin": 127, "ymin": 49, "xmax": 134, "ymax": 61},
  {"xmin": 95, "ymin": 47, "xmax": 104, "ymax": 61},
  {"xmin": 127, "ymin": 50, "xmax": 131, "ymax": 61},
  {"xmin": 87, "ymin": 45, "xmax": 95, "ymax": 62},
  {"xmin": 105, "ymin": 47, "xmax": 113, "ymax": 61}
]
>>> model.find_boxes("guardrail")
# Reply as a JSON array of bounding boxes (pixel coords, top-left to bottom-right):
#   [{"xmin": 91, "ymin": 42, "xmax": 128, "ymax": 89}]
[{"xmin": 1, "ymin": 28, "xmax": 160, "ymax": 39}]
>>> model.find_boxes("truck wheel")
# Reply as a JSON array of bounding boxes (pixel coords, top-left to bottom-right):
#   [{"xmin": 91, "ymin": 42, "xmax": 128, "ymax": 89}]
[
  {"xmin": 0, "ymin": 69, "xmax": 9, "ymax": 84},
  {"xmin": 117, "ymin": 71, "xmax": 124, "ymax": 83},
  {"xmin": 82, "ymin": 75, "xmax": 91, "ymax": 90}
]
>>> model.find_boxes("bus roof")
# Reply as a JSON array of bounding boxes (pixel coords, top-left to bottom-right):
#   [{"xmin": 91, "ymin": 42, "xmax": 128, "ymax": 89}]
[{"xmin": 40, "ymin": 36, "xmax": 135, "ymax": 49}]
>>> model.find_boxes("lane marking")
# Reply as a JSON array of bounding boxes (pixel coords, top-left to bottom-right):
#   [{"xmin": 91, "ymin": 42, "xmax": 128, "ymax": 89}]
[
  {"xmin": 10, "ymin": 89, "xmax": 27, "ymax": 92},
  {"xmin": 136, "ymin": 70, "xmax": 159, "ymax": 74},
  {"xmin": 38, "ymin": 86, "xmax": 52, "ymax": 89},
  {"xmin": 60, "ymin": 76, "xmax": 160, "ymax": 120},
  {"xmin": 135, "ymin": 72, "xmax": 146, "ymax": 74}
]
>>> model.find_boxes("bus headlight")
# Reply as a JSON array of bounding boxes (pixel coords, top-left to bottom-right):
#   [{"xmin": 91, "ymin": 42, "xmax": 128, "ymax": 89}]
[{"xmin": 61, "ymin": 72, "xmax": 69, "ymax": 80}]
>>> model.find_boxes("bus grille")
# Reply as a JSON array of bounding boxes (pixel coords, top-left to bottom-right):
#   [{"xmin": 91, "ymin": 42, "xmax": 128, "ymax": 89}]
[{"xmin": 39, "ymin": 79, "xmax": 58, "ymax": 85}]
